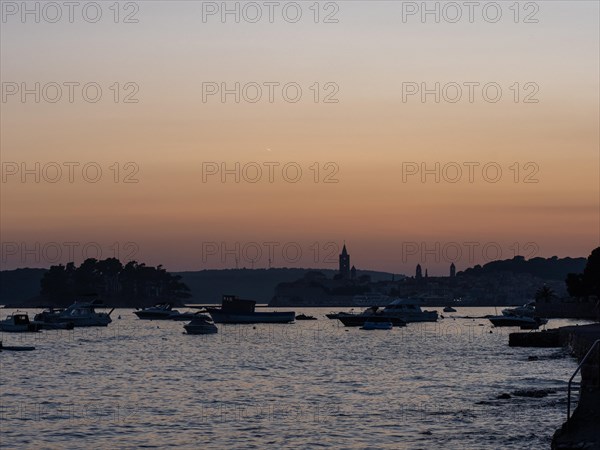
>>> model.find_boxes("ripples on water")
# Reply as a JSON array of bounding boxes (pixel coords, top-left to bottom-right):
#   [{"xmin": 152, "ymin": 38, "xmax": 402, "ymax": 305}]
[{"xmin": 0, "ymin": 308, "xmax": 590, "ymax": 449}]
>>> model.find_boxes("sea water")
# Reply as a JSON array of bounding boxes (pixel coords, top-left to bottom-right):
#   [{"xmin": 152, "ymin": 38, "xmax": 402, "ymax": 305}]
[{"xmin": 0, "ymin": 308, "xmax": 591, "ymax": 449}]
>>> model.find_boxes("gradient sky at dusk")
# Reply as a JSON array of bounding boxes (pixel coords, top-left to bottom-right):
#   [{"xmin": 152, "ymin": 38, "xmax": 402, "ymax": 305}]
[{"xmin": 1, "ymin": 1, "xmax": 599, "ymax": 274}]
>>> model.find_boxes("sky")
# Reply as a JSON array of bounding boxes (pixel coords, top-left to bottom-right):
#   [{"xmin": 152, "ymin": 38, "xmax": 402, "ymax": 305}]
[{"xmin": 1, "ymin": 1, "xmax": 599, "ymax": 275}]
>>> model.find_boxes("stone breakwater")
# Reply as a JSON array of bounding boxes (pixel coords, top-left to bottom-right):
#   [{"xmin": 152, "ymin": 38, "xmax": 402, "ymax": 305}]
[{"xmin": 509, "ymin": 324, "xmax": 600, "ymax": 450}]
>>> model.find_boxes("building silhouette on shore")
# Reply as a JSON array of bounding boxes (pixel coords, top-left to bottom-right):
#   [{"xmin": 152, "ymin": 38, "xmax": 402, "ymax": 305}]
[{"xmin": 339, "ymin": 243, "xmax": 350, "ymax": 279}]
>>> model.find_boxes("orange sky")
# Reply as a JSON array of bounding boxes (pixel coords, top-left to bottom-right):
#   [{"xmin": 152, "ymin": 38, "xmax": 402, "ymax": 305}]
[{"xmin": 1, "ymin": 1, "xmax": 598, "ymax": 274}]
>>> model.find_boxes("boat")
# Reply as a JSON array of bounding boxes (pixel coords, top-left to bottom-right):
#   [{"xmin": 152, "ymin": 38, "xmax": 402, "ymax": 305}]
[
  {"xmin": 361, "ymin": 320, "xmax": 393, "ymax": 330},
  {"xmin": 502, "ymin": 302, "xmax": 536, "ymax": 317},
  {"xmin": 326, "ymin": 312, "xmax": 344, "ymax": 319},
  {"xmin": 337, "ymin": 299, "xmax": 437, "ymax": 327},
  {"xmin": 0, "ymin": 313, "xmax": 41, "ymax": 332},
  {"xmin": 206, "ymin": 295, "xmax": 295, "ymax": 324},
  {"xmin": 134, "ymin": 303, "xmax": 179, "ymax": 320},
  {"xmin": 183, "ymin": 315, "xmax": 218, "ymax": 334},
  {"xmin": 134, "ymin": 304, "xmax": 206, "ymax": 321},
  {"xmin": 295, "ymin": 314, "xmax": 317, "ymax": 321},
  {"xmin": 326, "ymin": 310, "xmax": 358, "ymax": 320},
  {"xmin": 489, "ymin": 315, "xmax": 548, "ymax": 330},
  {"xmin": 34, "ymin": 301, "xmax": 113, "ymax": 327},
  {"xmin": 443, "ymin": 306, "xmax": 457, "ymax": 313},
  {"xmin": 337, "ymin": 311, "xmax": 406, "ymax": 327},
  {"xmin": 488, "ymin": 301, "xmax": 548, "ymax": 329},
  {"xmin": 0, "ymin": 341, "xmax": 35, "ymax": 351},
  {"xmin": 383, "ymin": 299, "xmax": 439, "ymax": 322}
]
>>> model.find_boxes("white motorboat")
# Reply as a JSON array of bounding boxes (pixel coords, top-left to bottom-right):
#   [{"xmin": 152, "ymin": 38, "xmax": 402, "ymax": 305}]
[
  {"xmin": 134, "ymin": 303, "xmax": 179, "ymax": 320},
  {"xmin": 489, "ymin": 314, "xmax": 548, "ymax": 330},
  {"xmin": 34, "ymin": 301, "xmax": 113, "ymax": 327},
  {"xmin": 184, "ymin": 315, "xmax": 218, "ymax": 335},
  {"xmin": 0, "ymin": 313, "xmax": 41, "ymax": 332},
  {"xmin": 337, "ymin": 298, "xmax": 437, "ymax": 327},
  {"xmin": 502, "ymin": 302, "xmax": 536, "ymax": 317},
  {"xmin": 489, "ymin": 301, "xmax": 548, "ymax": 329}
]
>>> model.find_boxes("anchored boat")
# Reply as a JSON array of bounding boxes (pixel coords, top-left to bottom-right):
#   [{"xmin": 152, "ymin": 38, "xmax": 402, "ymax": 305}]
[
  {"xmin": 206, "ymin": 295, "xmax": 295, "ymax": 324},
  {"xmin": 134, "ymin": 303, "xmax": 179, "ymax": 320},
  {"xmin": 489, "ymin": 315, "xmax": 548, "ymax": 329},
  {"xmin": 336, "ymin": 298, "xmax": 437, "ymax": 327},
  {"xmin": 488, "ymin": 302, "xmax": 548, "ymax": 329},
  {"xmin": 0, "ymin": 341, "xmax": 35, "ymax": 351},
  {"xmin": 183, "ymin": 315, "xmax": 218, "ymax": 334},
  {"xmin": 337, "ymin": 311, "xmax": 407, "ymax": 327},
  {"xmin": 34, "ymin": 301, "xmax": 113, "ymax": 327},
  {"xmin": 0, "ymin": 313, "xmax": 41, "ymax": 332}
]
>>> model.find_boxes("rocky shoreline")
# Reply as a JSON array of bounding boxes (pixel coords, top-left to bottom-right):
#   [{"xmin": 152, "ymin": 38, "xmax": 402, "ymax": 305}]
[{"xmin": 509, "ymin": 324, "xmax": 600, "ymax": 449}]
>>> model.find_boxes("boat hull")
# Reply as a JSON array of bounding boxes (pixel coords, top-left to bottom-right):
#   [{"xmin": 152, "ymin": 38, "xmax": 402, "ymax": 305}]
[
  {"xmin": 333, "ymin": 310, "xmax": 437, "ymax": 324},
  {"xmin": 184, "ymin": 324, "xmax": 218, "ymax": 334},
  {"xmin": 0, "ymin": 323, "xmax": 41, "ymax": 332},
  {"xmin": 0, "ymin": 344, "xmax": 35, "ymax": 351},
  {"xmin": 50, "ymin": 317, "xmax": 110, "ymax": 327},
  {"xmin": 361, "ymin": 322, "xmax": 393, "ymax": 330},
  {"xmin": 489, "ymin": 316, "xmax": 547, "ymax": 329},
  {"xmin": 34, "ymin": 316, "xmax": 110, "ymax": 327},
  {"xmin": 134, "ymin": 311, "xmax": 174, "ymax": 320},
  {"xmin": 338, "ymin": 316, "xmax": 406, "ymax": 327},
  {"xmin": 207, "ymin": 309, "xmax": 295, "ymax": 324},
  {"xmin": 33, "ymin": 321, "xmax": 75, "ymax": 330}
]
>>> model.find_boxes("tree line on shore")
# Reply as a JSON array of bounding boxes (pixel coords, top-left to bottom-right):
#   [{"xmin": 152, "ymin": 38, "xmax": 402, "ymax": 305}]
[
  {"xmin": 40, "ymin": 258, "xmax": 191, "ymax": 306},
  {"xmin": 565, "ymin": 247, "xmax": 600, "ymax": 299},
  {"xmin": 534, "ymin": 247, "xmax": 600, "ymax": 304}
]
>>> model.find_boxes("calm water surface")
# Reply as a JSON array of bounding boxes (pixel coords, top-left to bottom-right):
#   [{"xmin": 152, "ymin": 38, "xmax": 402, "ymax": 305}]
[{"xmin": 0, "ymin": 307, "xmax": 592, "ymax": 449}]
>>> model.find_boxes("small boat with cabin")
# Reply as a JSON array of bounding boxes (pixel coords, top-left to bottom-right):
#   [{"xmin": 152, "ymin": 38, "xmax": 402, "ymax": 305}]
[
  {"xmin": 0, "ymin": 313, "xmax": 41, "ymax": 332},
  {"xmin": 134, "ymin": 303, "xmax": 179, "ymax": 320}
]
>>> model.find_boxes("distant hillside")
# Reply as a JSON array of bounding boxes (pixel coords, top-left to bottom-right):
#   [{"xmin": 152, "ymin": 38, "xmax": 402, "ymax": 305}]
[
  {"xmin": 459, "ymin": 256, "xmax": 586, "ymax": 280},
  {"xmin": 0, "ymin": 268, "xmax": 48, "ymax": 305},
  {"xmin": 0, "ymin": 267, "xmax": 397, "ymax": 306},
  {"xmin": 0, "ymin": 257, "xmax": 587, "ymax": 307},
  {"xmin": 175, "ymin": 268, "xmax": 398, "ymax": 304}
]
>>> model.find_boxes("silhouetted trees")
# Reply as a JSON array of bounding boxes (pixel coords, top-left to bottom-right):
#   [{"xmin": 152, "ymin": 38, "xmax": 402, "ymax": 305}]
[
  {"xmin": 40, "ymin": 258, "xmax": 190, "ymax": 305},
  {"xmin": 534, "ymin": 285, "xmax": 556, "ymax": 303},
  {"xmin": 460, "ymin": 256, "xmax": 586, "ymax": 280},
  {"xmin": 566, "ymin": 247, "xmax": 600, "ymax": 299}
]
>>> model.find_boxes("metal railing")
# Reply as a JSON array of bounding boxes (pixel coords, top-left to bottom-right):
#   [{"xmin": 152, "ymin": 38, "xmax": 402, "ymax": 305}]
[{"xmin": 567, "ymin": 339, "xmax": 600, "ymax": 421}]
